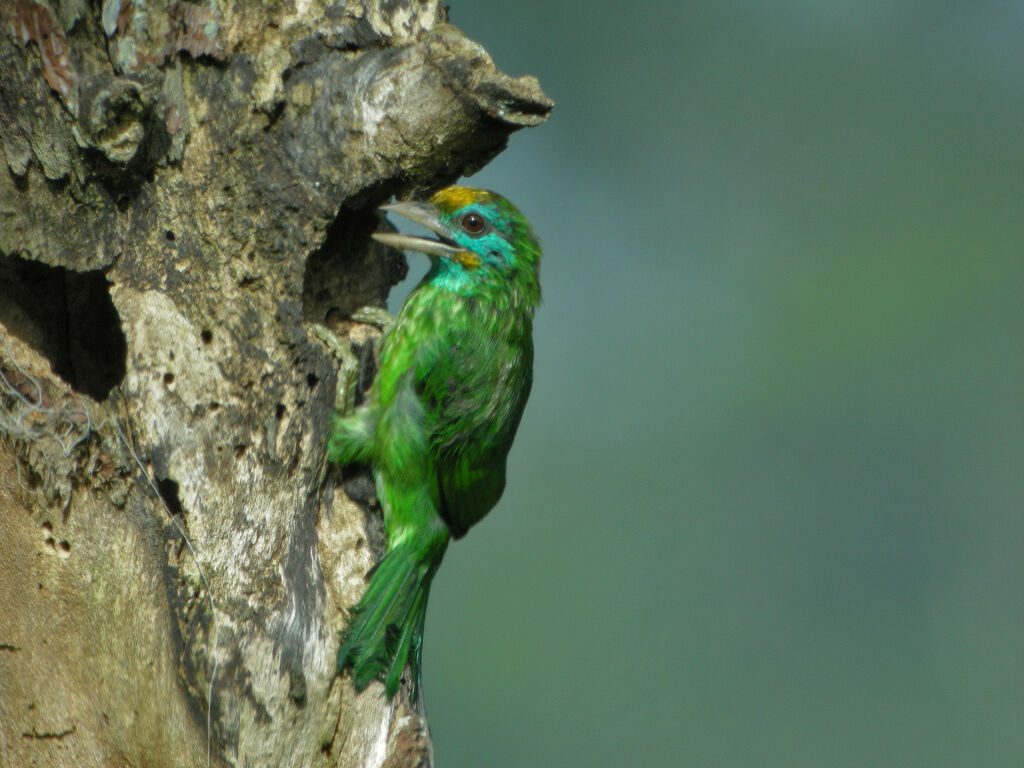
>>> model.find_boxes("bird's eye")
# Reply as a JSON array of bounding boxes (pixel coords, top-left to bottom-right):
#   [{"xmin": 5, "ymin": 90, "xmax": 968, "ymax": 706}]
[{"xmin": 459, "ymin": 211, "xmax": 488, "ymax": 236}]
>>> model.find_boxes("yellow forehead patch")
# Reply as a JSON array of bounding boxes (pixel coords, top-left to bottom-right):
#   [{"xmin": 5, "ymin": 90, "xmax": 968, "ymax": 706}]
[{"xmin": 431, "ymin": 186, "xmax": 491, "ymax": 213}]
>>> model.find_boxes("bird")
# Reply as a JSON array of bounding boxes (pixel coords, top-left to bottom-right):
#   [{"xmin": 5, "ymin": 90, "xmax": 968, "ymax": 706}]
[{"xmin": 330, "ymin": 186, "xmax": 541, "ymax": 698}]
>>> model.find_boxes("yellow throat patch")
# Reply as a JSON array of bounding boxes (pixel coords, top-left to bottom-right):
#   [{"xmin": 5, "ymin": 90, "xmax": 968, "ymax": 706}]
[{"xmin": 455, "ymin": 251, "xmax": 481, "ymax": 269}]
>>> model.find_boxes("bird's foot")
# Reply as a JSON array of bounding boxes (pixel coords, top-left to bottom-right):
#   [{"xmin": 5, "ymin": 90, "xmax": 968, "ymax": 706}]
[
  {"xmin": 310, "ymin": 323, "xmax": 360, "ymax": 415},
  {"xmin": 309, "ymin": 307, "xmax": 393, "ymax": 415},
  {"xmin": 350, "ymin": 305, "xmax": 395, "ymax": 334},
  {"xmin": 349, "ymin": 305, "xmax": 396, "ymax": 366}
]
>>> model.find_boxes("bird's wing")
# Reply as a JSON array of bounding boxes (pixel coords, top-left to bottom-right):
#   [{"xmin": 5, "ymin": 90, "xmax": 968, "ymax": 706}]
[
  {"xmin": 413, "ymin": 333, "xmax": 531, "ymax": 539},
  {"xmin": 435, "ymin": 450, "xmax": 507, "ymax": 539}
]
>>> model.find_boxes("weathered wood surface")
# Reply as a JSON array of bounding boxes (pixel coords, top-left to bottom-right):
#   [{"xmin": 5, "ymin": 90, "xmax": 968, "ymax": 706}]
[{"xmin": 0, "ymin": 2, "xmax": 550, "ymax": 766}]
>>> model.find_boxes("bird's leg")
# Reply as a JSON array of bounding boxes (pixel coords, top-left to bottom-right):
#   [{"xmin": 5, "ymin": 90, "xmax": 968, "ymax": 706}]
[
  {"xmin": 350, "ymin": 305, "xmax": 395, "ymax": 333},
  {"xmin": 310, "ymin": 307, "xmax": 395, "ymax": 416},
  {"xmin": 350, "ymin": 306, "xmax": 397, "ymax": 374},
  {"xmin": 310, "ymin": 323, "xmax": 360, "ymax": 416}
]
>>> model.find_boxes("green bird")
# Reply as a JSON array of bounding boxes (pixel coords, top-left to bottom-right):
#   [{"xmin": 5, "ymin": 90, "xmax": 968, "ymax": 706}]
[{"xmin": 330, "ymin": 186, "xmax": 541, "ymax": 698}]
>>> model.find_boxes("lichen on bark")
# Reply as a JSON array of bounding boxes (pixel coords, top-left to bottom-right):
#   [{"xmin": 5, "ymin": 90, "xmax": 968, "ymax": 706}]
[{"xmin": 0, "ymin": 2, "xmax": 551, "ymax": 766}]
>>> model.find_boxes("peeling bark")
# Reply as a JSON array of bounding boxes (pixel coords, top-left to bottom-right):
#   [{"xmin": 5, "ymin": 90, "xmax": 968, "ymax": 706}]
[{"xmin": 0, "ymin": 2, "xmax": 551, "ymax": 766}]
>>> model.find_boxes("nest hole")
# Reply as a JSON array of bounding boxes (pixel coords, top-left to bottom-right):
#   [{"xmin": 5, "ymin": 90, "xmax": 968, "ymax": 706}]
[
  {"xmin": 0, "ymin": 253, "xmax": 127, "ymax": 400},
  {"xmin": 156, "ymin": 477, "xmax": 184, "ymax": 518}
]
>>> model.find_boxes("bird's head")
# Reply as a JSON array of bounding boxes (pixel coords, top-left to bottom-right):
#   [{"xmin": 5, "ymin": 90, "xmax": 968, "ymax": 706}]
[{"xmin": 372, "ymin": 186, "xmax": 541, "ymax": 303}]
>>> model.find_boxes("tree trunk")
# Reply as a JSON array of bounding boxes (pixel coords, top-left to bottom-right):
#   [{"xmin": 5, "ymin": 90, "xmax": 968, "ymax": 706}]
[{"xmin": 0, "ymin": 2, "xmax": 550, "ymax": 766}]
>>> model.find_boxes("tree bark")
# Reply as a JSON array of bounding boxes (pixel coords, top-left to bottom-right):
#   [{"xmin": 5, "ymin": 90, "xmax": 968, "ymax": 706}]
[{"xmin": 0, "ymin": 2, "xmax": 551, "ymax": 766}]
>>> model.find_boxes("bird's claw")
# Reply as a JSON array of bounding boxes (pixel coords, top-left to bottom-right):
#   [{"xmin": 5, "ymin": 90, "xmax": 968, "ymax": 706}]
[
  {"xmin": 310, "ymin": 323, "xmax": 360, "ymax": 414},
  {"xmin": 309, "ymin": 307, "xmax": 393, "ymax": 415},
  {"xmin": 350, "ymin": 306, "xmax": 395, "ymax": 333}
]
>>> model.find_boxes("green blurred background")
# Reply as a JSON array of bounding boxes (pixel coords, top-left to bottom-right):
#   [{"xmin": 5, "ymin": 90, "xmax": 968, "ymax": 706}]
[{"xmin": 388, "ymin": 2, "xmax": 1024, "ymax": 766}]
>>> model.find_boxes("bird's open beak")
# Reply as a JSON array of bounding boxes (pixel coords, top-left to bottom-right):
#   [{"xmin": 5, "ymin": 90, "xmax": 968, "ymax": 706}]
[{"xmin": 371, "ymin": 201, "xmax": 464, "ymax": 257}]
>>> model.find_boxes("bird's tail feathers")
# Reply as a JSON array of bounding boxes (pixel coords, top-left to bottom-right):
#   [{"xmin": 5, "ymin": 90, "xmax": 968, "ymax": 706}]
[{"xmin": 337, "ymin": 539, "xmax": 441, "ymax": 698}]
